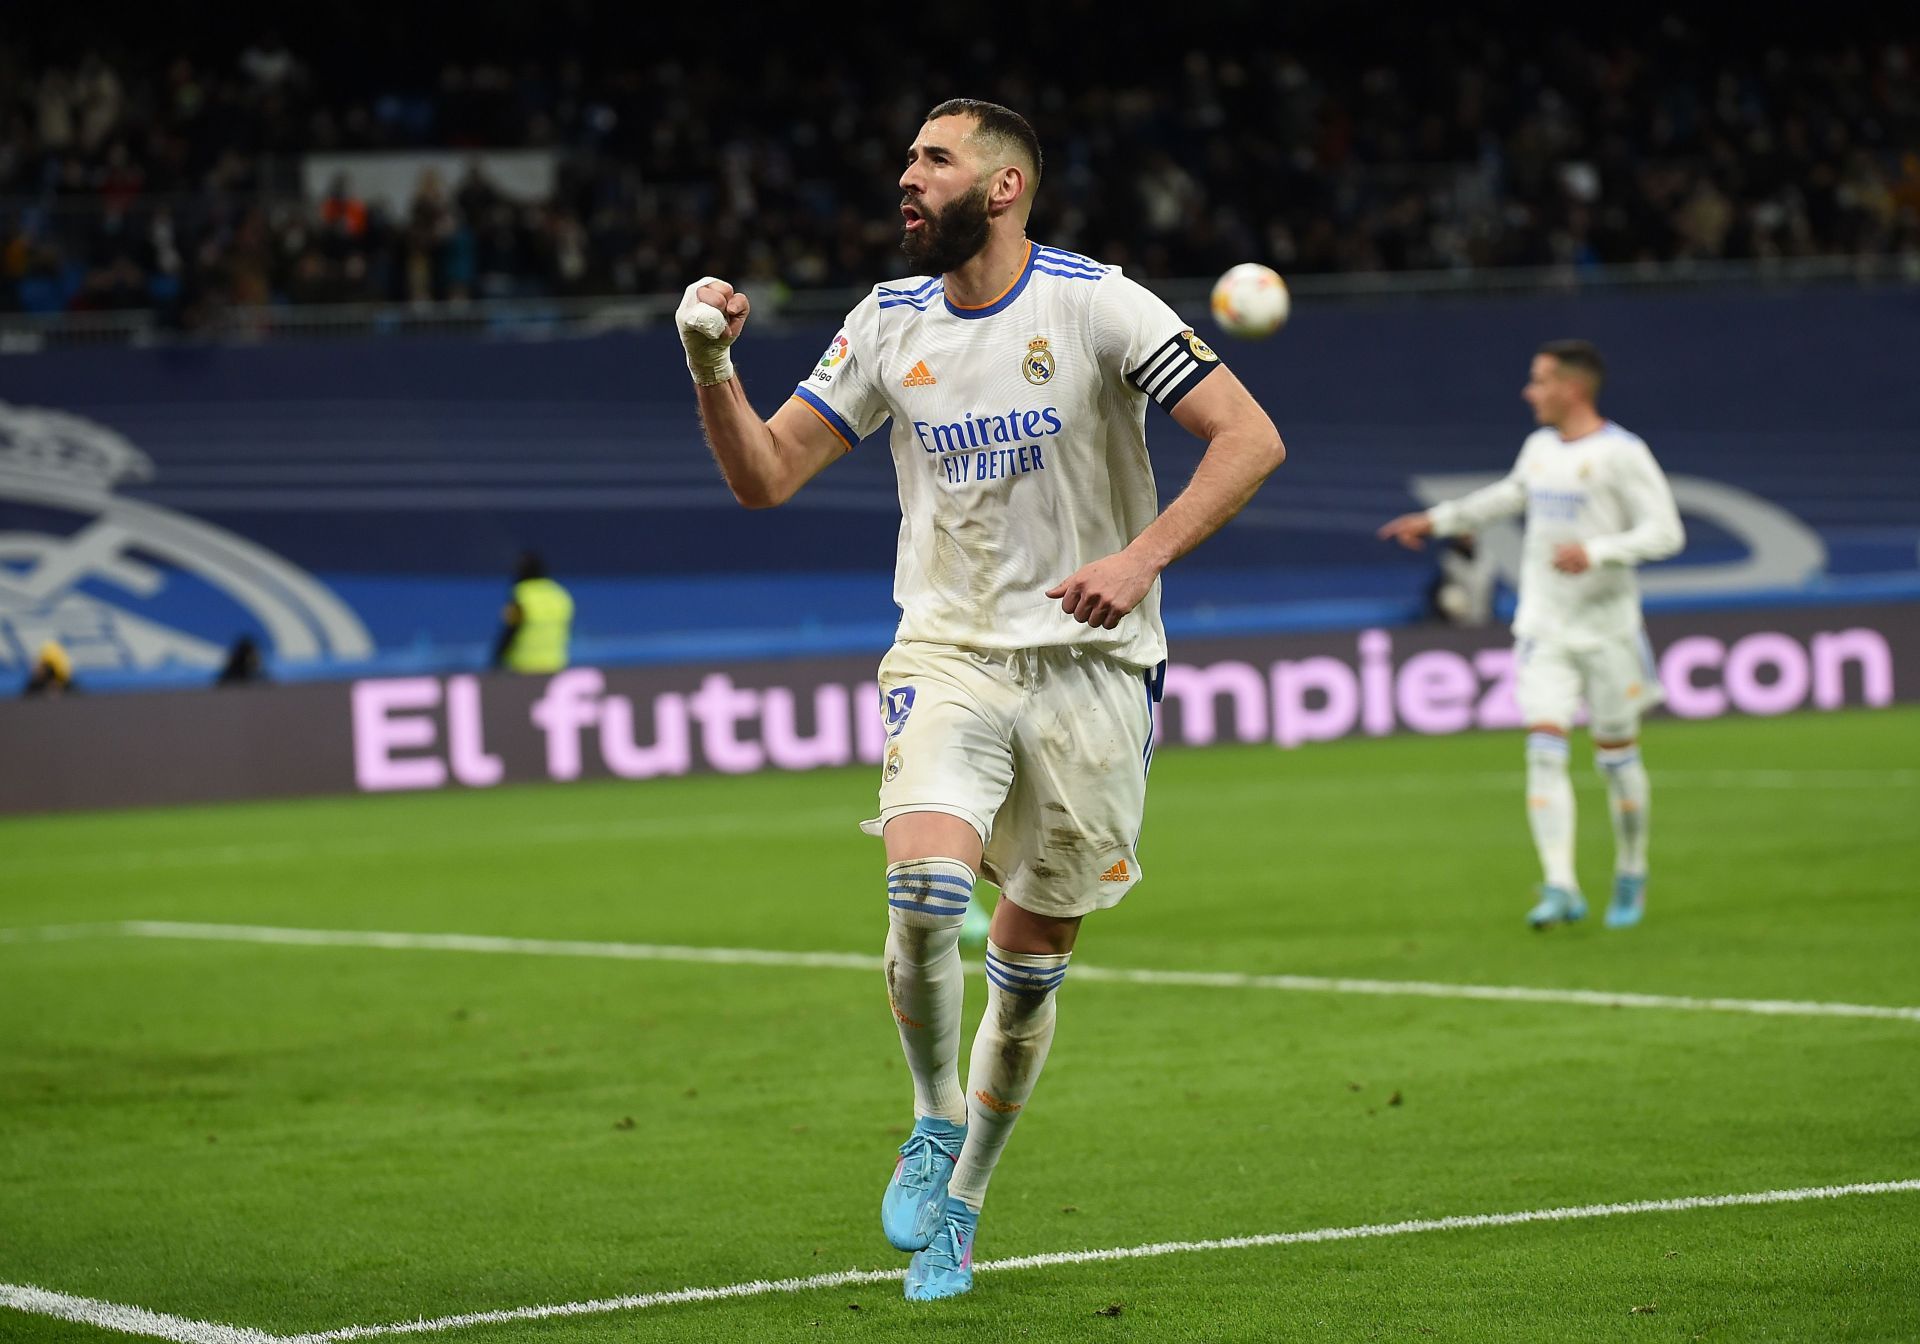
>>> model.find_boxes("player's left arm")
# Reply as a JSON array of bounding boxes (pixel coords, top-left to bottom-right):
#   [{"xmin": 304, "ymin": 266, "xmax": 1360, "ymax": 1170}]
[
  {"xmin": 1047, "ymin": 366, "xmax": 1284, "ymax": 628},
  {"xmin": 1555, "ymin": 442, "xmax": 1686, "ymax": 574}
]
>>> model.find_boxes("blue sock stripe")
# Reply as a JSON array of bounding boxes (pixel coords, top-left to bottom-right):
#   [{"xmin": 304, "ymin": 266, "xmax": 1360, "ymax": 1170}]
[
  {"xmin": 887, "ymin": 890, "xmax": 975, "ymax": 913},
  {"xmin": 984, "ymin": 953, "xmax": 1070, "ymax": 988},
  {"xmin": 889, "ymin": 898, "xmax": 967, "ymax": 919},
  {"xmin": 888, "ymin": 874, "xmax": 975, "ymax": 895},
  {"xmin": 1597, "ymin": 751, "xmax": 1641, "ymax": 771},
  {"xmin": 983, "ymin": 958, "xmax": 1068, "ymax": 981},
  {"xmin": 1527, "ymin": 733, "xmax": 1570, "ymax": 756},
  {"xmin": 985, "ymin": 965, "xmax": 1066, "ymax": 995}
]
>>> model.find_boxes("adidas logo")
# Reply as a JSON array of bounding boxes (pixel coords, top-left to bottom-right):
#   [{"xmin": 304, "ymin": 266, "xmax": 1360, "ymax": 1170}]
[
  {"xmin": 1099, "ymin": 859, "xmax": 1131, "ymax": 883},
  {"xmin": 902, "ymin": 360, "xmax": 938, "ymax": 387}
]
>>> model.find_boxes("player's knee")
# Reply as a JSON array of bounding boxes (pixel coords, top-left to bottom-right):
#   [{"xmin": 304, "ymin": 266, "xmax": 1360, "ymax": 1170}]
[
  {"xmin": 886, "ymin": 857, "xmax": 976, "ymax": 931},
  {"xmin": 1525, "ymin": 729, "xmax": 1571, "ymax": 772},
  {"xmin": 1594, "ymin": 740, "xmax": 1641, "ymax": 774}
]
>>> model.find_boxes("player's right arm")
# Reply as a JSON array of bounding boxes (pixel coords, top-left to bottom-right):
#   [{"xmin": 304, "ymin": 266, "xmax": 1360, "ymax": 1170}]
[
  {"xmin": 679, "ymin": 278, "xmax": 849, "ymax": 509},
  {"xmin": 1378, "ymin": 447, "xmax": 1530, "ymax": 549},
  {"xmin": 696, "ymin": 374, "xmax": 849, "ymax": 509}
]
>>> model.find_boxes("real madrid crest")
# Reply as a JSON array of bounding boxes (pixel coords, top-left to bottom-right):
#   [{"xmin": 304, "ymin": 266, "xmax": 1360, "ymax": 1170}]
[
  {"xmin": 1023, "ymin": 336, "xmax": 1056, "ymax": 386},
  {"xmin": 1181, "ymin": 329, "xmax": 1220, "ymax": 363}
]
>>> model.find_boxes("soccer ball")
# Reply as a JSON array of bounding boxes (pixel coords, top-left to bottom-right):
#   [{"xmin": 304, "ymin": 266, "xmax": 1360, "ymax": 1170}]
[{"xmin": 1209, "ymin": 263, "xmax": 1291, "ymax": 340}]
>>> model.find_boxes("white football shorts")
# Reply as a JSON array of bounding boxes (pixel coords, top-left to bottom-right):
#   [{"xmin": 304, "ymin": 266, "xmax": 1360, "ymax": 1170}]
[
  {"xmin": 861, "ymin": 640, "xmax": 1160, "ymax": 918},
  {"xmin": 1515, "ymin": 630, "xmax": 1664, "ymax": 740}
]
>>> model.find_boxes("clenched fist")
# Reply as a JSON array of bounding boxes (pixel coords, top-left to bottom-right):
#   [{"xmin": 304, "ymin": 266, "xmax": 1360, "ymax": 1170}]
[{"xmin": 677, "ymin": 277, "xmax": 752, "ymax": 386}]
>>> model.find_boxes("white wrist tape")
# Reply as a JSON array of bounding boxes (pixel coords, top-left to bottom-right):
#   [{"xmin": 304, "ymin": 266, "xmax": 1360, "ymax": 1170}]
[{"xmin": 676, "ymin": 277, "xmax": 737, "ymax": 386}]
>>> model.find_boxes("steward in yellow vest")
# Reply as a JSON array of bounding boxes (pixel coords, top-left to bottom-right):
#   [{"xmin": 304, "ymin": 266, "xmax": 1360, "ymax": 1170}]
[{"xmin": 494, "ymin": 553, "xmax": 573, "ymax": 673}]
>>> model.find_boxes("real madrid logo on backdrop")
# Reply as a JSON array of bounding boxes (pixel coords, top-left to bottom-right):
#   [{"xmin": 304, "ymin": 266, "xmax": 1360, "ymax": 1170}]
[
  {"xmin": 0, "ymin": 403, "xmax": 373, "ymax": 677},
  {"xmin": 1181, "ymin": 329, "xmax": 1220, "ymax": 363},
  {"xmin": 1023, "ymin": 336, "xmax": 1056, "ymax": 386}
]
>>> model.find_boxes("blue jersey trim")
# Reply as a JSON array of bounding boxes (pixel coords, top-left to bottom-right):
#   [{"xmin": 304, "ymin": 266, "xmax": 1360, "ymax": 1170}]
[
  {"xmin": 878, "ymin": 276, "xmax": 940, "ymax": 298},
  {"xmin": 1037, "ymin": 245, "xmax": 1107, "ymax": 271},
  {"xmin": 879, "ymin": 290, "xmax": 942, "ymax": 311},
  {"xmin": 1035, "ymin": 252, "xmax": 1106, "ymax": 279},
  {"xmin": 791, "ymin": 385, "xmax": 858, "ymax": 449},
  {"xmin": 943, "ymin": 243, "xmax": 1038, "ymax": 320}
]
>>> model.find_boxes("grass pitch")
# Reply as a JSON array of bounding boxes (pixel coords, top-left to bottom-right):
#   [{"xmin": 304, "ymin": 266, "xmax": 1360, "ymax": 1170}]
[{"xmin": 3, "ymin": 708, "xmax": 1917, "ymax": 1342}]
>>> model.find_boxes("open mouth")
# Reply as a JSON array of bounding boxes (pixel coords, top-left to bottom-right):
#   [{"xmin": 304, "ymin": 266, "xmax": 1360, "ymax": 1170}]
[{"xmin": 901, "ymin": 202, "xmax": 925, "ymax": 232}]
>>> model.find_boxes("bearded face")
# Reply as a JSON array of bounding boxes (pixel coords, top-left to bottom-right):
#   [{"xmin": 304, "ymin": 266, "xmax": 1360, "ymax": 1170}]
[{"xmin": 901, "ymin": 180, "xmax": 993, "ymax": 275}]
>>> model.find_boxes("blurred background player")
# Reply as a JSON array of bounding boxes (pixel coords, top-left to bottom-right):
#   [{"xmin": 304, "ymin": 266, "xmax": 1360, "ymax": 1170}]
[
  {"xmin": 676, "ymin": 98, "xmax": 1284, "ymax": 1300},
  {"xmin": 1378, "ymin": 341, "xmax": 1683, "ymax": 929},
  {"xmin": 492, "ymin": 551, "xmax": 573, "ymax": 674}
]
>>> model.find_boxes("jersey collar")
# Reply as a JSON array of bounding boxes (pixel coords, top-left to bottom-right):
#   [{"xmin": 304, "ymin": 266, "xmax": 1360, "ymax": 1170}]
[{"xmin": 943, "ymin": 241, "xmax": 1036, "ymax": 320}]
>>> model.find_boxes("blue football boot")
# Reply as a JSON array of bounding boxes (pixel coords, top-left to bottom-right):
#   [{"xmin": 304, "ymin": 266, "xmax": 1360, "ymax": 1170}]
[
  {"xmin": 1527, "ymin": 884, "xmax": 1587, "ymax": 929},
  {"xmin": 1606, "ymin": 874, "xmax": 1646, "ymax": 928},
  {"xmin": 882, "ymin": 1117, "xmax": 965, "ymax": 1252},
  {"xmin": 904, "ymin": 1196, "xmax": 978, "ymax": 1301}
]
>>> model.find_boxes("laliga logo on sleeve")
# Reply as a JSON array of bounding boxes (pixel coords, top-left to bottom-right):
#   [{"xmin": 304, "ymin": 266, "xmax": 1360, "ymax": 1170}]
[
  {"xmin": 810, "ymin": 333, "xmax": 850, "ymax": 384},
  {"xmin": 1022, "ymin": 336, "xmax": 1055, "ymax": 386},
  {"xmin": 0, "ymin": 401, "xmax": 372, "ymax": 676}
]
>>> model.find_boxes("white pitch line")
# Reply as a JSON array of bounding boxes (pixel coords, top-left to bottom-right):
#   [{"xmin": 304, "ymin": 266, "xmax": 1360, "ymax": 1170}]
[
  {"xmin": 278, "ymin": 1267, "xmax": 910, "ymax": 1342},
  {"xmin": 0, "ymin": 1282, "xmax": 281, "ymax": 1344},
  {"xmin": 1069, "ymin": 965, "xmax": 1920, "ymax": 1022},
  {"xmin": 11, "ymin": 1180, "xmax": 1910, "ymax": 1343},
  {"xmin": 117, "ymin": 922, "xmax": 884, "ymax": 973},
  {"xmin": 87, "ymin": 922, "xmax": 1920, "ymax": 1023}
]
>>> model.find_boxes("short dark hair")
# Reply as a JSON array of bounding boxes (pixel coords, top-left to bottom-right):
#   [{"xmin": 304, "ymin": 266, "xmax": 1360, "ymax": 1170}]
[
  {"xmin": 1537, "ymin": 339, "xmax": 1606, "ymax": 394},
  {"xmin": 924, "ymin": 98, "xmax": 1042, "ymax": 186},
  {"xmin": 515, "ymin": 550, "xmax": 547, "ymax": 582}
]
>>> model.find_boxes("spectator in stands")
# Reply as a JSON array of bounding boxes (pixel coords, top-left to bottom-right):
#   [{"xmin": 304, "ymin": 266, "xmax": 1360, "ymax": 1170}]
[
  {"xmin": 493, "ymin": 551, "xmax": 573, "ymax": 674},
  {"xmin": 2, "ymin": 19, "xmax": 1916, "ymax": 321},
  {"xmin": 318, "ymin": 174, "xmax": 367, "ymax": 239},
  {"xmin": 22, "ymin": 640, "xmax": 76, "ymax": 696},
  {"xmin": 215, "ymin": 635, "xmax": 267, "ymax": 686}
]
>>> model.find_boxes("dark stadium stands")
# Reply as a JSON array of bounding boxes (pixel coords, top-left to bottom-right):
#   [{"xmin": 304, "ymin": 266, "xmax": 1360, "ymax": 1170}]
[{"xmin": 3, "ymin": 13, "xmax": 1915, "ymax": 322}]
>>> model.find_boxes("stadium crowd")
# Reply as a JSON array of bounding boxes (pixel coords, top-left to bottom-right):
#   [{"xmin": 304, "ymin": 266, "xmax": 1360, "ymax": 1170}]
[{"xmin": 2, "ymin": 17, "xmax": 1916, "ymax": 322}]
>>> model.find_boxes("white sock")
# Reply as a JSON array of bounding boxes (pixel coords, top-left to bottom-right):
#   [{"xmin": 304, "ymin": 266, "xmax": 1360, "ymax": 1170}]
[
  {"xmin": 1526, "ymin": 732, "xmax": 1577, "ymax": 890},
  {"xmin": 947, "ymin": 942, "xmax": 1070, "ymax": 1212},
  {"xmin": 884, "ymin": 858, "xmax": 974, "ymax": 1126},
  {"xmin": 1596, "ymin": 744, "xmax": 1651, "ymax": 877}
]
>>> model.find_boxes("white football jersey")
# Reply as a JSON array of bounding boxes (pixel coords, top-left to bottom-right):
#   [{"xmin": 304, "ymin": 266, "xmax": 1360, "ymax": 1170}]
[
  {"xmin": 791, "ymin": 241, "xmax": 1221, "ymax": 669},
  {"xmin": 1427, "ymin": 421, "xmax": 1685, "ymax": 647}
]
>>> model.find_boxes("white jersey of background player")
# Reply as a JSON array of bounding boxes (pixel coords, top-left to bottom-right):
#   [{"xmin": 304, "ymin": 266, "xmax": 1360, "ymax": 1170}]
[
  {"xmin": 674, "ymin": 98, "xmax": 1283, "ymax": 1302},
  {"xmin": 1380, "ymin": 341, "xmax": 1683, "ymax": 930}
]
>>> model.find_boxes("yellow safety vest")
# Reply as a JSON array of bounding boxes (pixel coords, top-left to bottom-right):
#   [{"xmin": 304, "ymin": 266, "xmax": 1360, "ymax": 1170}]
[{"xmin": 507, "ymin": 577, "xmax": 573, "ymax": 673}]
